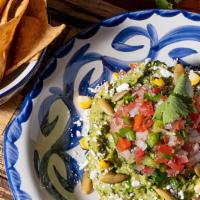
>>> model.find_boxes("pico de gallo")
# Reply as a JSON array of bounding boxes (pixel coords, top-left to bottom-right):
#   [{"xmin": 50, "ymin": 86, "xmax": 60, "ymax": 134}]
[{"xmin": 81, "ymin": 60, "xmax": 200, "ymax": 200}]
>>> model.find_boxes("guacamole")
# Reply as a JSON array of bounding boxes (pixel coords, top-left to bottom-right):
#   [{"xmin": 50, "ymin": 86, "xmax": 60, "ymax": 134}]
[{"xmin": 81, "ymin": 60, "xmax": 200, "ymax": 200}]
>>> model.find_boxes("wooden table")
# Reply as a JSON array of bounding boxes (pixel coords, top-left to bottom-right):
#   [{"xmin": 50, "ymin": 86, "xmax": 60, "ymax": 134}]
[{"xmin": 0, "ymin": 0, "xmax": 200, "ymax": 199}]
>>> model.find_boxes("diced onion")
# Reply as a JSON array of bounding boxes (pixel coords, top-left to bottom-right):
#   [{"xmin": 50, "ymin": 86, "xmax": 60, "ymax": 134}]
[
  {"xmin": 136, "ymin": 131, "xmax": 148, "ymax": 141},
  {"xmin": 135, "ymin": 140, "xmax": 147, "ymax": 151},
  {"xmin": 168, "ymin": 135, "xmax": 177, "ymax": 146},
  {"xmin": 193, "ymin": 143, "xmax": 200, "ymax": 152},
  {"xmin": 189, "ymin": 136, "xmax": 200, "ymax": 143},
  {"xmin": 164, "ymin": 124, "xmax": 172, "ymax": 130},
  {"xmin": 119, "ymin": 150, "xmax": 131, "ymax": 160},
  {"xmin": 190, "ymin": 152, "xmax": 200, "ymax": 165},
  {"xmin": 129, "ymin": 108, "xmax": 138, "ymax": 118}
]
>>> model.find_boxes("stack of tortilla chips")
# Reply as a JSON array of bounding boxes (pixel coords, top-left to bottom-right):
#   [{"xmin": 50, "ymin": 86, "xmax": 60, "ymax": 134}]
[{"xmin": 0, "ymin": 0, "xmax": 65, "ymax": 80}]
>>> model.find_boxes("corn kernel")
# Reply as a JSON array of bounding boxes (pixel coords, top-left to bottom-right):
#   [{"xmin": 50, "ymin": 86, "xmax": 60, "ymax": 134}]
[
  {"xmin": 80, "ymin": 137, "xmax": 89, "ymax": 150},
  {"xmin": 99, "ymin": 160, "xmax": 110, "ymax": 170},
  {"xmin": 189, "ymin": 71, "xmax": 200, "ymax": 86},
  {"xmin": 152, "ymin": 78, "xmax": 165, "ymax": 87},
  {"xmin": 112, "ymin": 72, "xmax": 119, "ymax": 80},
  {"xmin": 78, "ymin": 96, "xmax": 92, "ymax": 109}
]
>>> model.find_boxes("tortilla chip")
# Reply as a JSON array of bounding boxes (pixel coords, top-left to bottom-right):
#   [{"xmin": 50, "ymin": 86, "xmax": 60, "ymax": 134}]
[
  {"xmin": 6, "ymin": 22, "xmax": 65, "ymax": 75},
  {"xmin": 0, "ymin": 0, "xmax": 29, "ymax": 79},
  {"xmin": 26, "ymin": 0, "xmax": 48, "ymax": 25},
  {"xmin": 1, "ymin": 0, "xmax": 13, "ymax": 23},
  {"xmin": 29, "ymin": 51, "xmax": 42, "ymax": 62},
  {"xmin": 0, "ymin": 0, "xmax": 7, "ymax": 14},
  {"xmin": 5, "ymin": 0, "xmax": 65, "ymax": 75}
]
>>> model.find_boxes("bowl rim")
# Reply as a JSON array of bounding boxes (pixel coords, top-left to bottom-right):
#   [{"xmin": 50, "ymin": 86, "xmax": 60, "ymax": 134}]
[
  {"xmin": 0, "ymin": 49, "xmax": 47, "ymax": 98},
  {"xmin": 4, "ymin": 9, "xmax": 200, "ymax": 200}
]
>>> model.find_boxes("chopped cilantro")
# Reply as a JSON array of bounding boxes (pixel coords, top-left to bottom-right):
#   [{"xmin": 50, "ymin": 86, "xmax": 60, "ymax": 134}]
[
  {"xmin": 174, "ymin": 74, "xmax": 193, "ymax": 97},
  {"xmin": 144, "ymin": 93, "xmax": 161, "ymax": 103},
  {"xmin": 153, "ymin": 75, "xmax": 194, "ymax": 124},
  {"xmin": 150, "ymin": 169, "xmax": 167, "ymax": 185}
]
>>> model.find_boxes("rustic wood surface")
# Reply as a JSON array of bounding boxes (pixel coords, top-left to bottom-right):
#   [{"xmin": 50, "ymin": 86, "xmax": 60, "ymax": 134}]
[{"xmin": 0, "ymin": 0, "xmax": 200, "ymax": 199}]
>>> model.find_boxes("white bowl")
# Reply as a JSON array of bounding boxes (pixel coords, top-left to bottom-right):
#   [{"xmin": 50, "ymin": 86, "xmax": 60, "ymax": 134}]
[
  {"xmin": 4, "ymin": 9, "xmax": 200, "ymax": 200},
  {"xmin": 0, "ymin": 51, "xmax": 46, "ymax": 104}
]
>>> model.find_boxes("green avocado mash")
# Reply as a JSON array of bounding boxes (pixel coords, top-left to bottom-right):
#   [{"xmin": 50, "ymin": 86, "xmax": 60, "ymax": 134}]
[{"xmin": 84, "ymin": 61, "xmax": 200, "ymax": 200}]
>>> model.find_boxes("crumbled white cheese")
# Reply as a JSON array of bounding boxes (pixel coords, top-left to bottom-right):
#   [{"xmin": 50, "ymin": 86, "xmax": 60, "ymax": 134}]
[
  {"xmin": 153, "ymin": 65, "xmax": 158, "ymax": 70},
  {"xmin": 90, "ymin": 169, "xmax": 98, "ymax": 180},
  {"xmin": 172, "ymin": 59, "xmax": 178, "ymax": 66},
  {"xmin": 129, "ymin": 193, "xmax": 134, "ymax": 197},
  {"xmin": 144, "ymin": 58, "xmax": 151, "ymax": 64},
  {"xmin": 91, "ymin": 137, "xmax": 97, "ymax": 142},
  {"xmin": 116, "ymin": 83, "xmax": 129, "ymax": 93},
  {"xmin": 74, "ymin": 120, "xmax": 82, "ymax": 127},
  {"xmin": 131, "ymin": 180, "xmax": 140, "ymax": 187},
  {"xmin": 81, "ymin": 109, "xmax": 90, "ymax": 137},
  {"xmin": 166, "ymin": 185, "xmax": 171, "ymax": 190},
  {"xmin": 178, "ymin": 190, "xmax": 184, "ymax": 200},
  {"xmin": 109, "ymin": 88, "xmax": 115, "ymax": 96},
  {"xmin": 160, "ymin": 68, "xmax": 173, "ymax": 78},
  {"xmin": 97, "ymin": 130, "xmax": 102, "ymax": 135},
  {"xmin": 104, "ymin": 82, "xmax": 110, "ymax": 94},
  {"xmin": 76, "ymin": 130, "xmax": 81, "ymax": 137},
  {"xmin": 79, "ymin": 160, "xmax": 88, "ymax": 170}
]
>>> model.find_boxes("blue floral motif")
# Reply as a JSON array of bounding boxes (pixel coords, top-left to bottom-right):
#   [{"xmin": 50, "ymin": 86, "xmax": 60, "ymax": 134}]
[
  {"xmin": 4, "ymin": 9, "xmax": 200, "ymax": 200},
  {"xmin": 112, "ymin": 24, "xmax": 200, "ymax": 61}
]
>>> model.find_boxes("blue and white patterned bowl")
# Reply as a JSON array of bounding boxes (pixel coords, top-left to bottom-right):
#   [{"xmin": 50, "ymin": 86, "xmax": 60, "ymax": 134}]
[
  {"xmin": 0, "ymin": 51, "xmax": 46, "ymax": 105},
  {"xmin": 4, "ymin": 9, "xmax": 200, "ymax": 200}
]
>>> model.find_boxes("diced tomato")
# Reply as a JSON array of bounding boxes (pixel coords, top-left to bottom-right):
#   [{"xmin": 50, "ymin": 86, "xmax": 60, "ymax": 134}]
[
  {"xmin": 134, "ymin": 87, "xmax": 147, "ymax": 99},
  {"xmin": 133, "ymin": 114, "xmax": 145, "ymax": 132},
  {"xmin": 167, "ymin": 168, "xmax": 179, "ymax": 177},
  {"xmin": 183, "ymin": 143, "xmax": 193, "ymax": 152},
  {"xmin": 116, "ymin": 138, "xmax": 132, "ymax": 152},
  {"xmin": 156, "ymin": 144, "xmax": 173, "ymax": 155},
  {"xmin": 152, "ymin": 87, "xmax": 161, "ymax": 94},
  {"xmin": 163, "ymin": 135, "xmax": 169, "ymax": 144},
  {"xmin": 139, "ymin": 101, "xmax": 154, "ymax": 117},
  {"xmin": 118, "ymin": 99, "xmax": 143, "ymax": 116},
  {"xmin": 190, "ymin": 113, "xmax": 199, "ymax": 122},
  {"xmin": 189, "ymin": 113, "xmax": 200, "ymax": 129},
  {"xmin": 171, "ymin": 117, "xmax": 185, "ymax": 131},
  {"xmin": 155, "ymin": 154, "xmax": 169, "ymax": 164},
  {"xmin": 167, "ymin": 157, "xmax": 185, "ymax": 172},
  {"xmin": 143, "ymin": 166, "xmax": 154, "ymax": 175},
  {"xmin": 143, "ymin": 118, "xmax": 154, "ymax": 130},
  {"xmin": 177, "ymin": 155, "xmax": 189, "ymax": 164},
  {"xmin": 134, "ymin": 147, "xmax": 145, "ymax": 165},
  {"xmin": 194, "ymin": 96, "xmax": 200, "ymax": 113}
]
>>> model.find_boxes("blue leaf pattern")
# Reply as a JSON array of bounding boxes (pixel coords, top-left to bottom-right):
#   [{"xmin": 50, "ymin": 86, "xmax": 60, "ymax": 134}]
[
  {"xmin": 4, "ymin": 9, "xmax": 200, "ymax": 200},
  {"xmin": 169, "ymin": 48, "xmax": 198, "ymax": 59}
]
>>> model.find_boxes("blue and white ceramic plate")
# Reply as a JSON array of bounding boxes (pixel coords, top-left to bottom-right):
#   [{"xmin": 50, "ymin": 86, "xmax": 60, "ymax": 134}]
[
  {"xmin": 4, "ymin": 9, "xmax": 200, "ymax": 200},
  {"xmin": 0, "ymin": 51, "xmax": 46, "ymax": 105}
]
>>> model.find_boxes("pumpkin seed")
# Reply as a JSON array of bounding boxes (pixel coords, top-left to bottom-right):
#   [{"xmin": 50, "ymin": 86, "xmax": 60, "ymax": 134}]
[{"xmin": 100, "ymin": 171, "xmax": 129, "ymax": 184}]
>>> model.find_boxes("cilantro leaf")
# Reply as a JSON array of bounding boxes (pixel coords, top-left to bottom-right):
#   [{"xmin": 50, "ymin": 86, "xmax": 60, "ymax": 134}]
[
  {"xmin": 154, "ymin": 102, "xmax": 166, "ymax": 120},
  {"xmin": 155, "ymin": 0, "xmax": 173, "ymax": 9},
  {"xmin": 174, "ymin": 74, "xmax": 193, "ymax": 97},
  {"xmin": 153, "ymin": 75, "xmax": 194, "ymax": 124}
]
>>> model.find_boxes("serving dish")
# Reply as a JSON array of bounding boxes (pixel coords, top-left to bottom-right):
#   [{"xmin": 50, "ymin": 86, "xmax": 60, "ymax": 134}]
[
  {"xmin": 0, "ymin": 51, "xmax": 45, "ymax": 104},
  {"xmin": 4, "ymin": 9, "xmax": 200, "ymax": 200}
]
